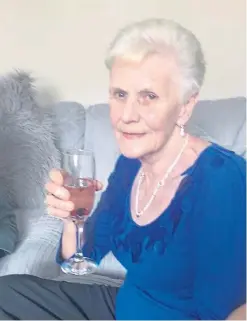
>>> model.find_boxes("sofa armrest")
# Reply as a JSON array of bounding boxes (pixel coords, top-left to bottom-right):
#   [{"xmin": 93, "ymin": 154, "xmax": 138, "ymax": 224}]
[
  {"xmin": 0, "ymin": 208, "xmax": 18, "ymax": 259},
  {"xmin": 0, "ymin": 215, "xmax": 62, "ymax": 279}
]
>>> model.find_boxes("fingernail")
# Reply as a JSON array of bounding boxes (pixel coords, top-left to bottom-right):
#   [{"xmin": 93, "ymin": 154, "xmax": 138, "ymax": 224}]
[
  {"xmin": 62, "ymin": 203, "xmax": 72, "ymax": 211},
  {"xmin": 56, "ymin": 188, "xmax": 65, "ymax": 199}
]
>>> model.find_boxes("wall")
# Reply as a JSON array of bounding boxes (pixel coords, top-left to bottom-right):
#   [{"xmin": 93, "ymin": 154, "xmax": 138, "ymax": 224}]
[{"xmin": 0, "ymin": 0, "xmax": 245, "ymax": 106}]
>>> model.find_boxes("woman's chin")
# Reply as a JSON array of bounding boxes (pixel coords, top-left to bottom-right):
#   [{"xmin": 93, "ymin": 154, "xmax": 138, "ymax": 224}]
[
  {"xmin": 119, "ymin": 145, "xmax": 148, "ymax": 159},
  {"xmin": 117, "ymin": 135, "xmax": 153, "ymax": 159}
]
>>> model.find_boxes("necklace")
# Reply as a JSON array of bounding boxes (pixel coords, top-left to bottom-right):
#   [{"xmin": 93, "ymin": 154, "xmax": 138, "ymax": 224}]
[{"xmin": 135, "ymin": 135, "xmax": 189, "ymax": 218}]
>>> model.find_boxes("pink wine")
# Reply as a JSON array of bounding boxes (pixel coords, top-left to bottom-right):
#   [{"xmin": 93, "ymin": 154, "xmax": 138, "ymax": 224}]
[{"xmin": 66, "ymin": 178, "xmax": 95, "ymax": 218}]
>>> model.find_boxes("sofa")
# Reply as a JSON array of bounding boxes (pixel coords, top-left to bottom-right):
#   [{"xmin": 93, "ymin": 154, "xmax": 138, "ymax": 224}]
[{"xmin": 0, "ymin": 72, "xmax": 245, "ymax": 287}]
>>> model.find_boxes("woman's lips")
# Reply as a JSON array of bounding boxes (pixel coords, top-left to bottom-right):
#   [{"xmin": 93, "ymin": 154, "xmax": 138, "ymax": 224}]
[{"xmin": 122, "ymin": 132, "xmax": 145, "ymax": 140}]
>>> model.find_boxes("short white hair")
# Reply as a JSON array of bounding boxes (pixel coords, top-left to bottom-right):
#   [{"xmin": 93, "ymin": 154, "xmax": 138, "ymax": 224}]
[{"xmin": 105, "ymin": 18, "xmax": 206, "ymax": 103}]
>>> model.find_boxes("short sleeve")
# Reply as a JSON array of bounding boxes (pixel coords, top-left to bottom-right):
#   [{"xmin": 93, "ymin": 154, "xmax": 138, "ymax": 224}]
[{"xmin": 193, "ymin": 156, "xmax": 246, "ymax": 320}]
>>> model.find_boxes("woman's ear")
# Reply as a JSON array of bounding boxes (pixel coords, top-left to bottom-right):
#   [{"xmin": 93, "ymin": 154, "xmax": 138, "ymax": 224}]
[{"xmin": 177, "ymin": 94, "xmax": 199, "ymax": 126}]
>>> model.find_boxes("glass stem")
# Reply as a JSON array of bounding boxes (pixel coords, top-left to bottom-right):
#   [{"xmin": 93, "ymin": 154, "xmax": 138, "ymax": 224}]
[{"xmin": 75, "ymin": 221, "xmax": 85, "ymax": 260}]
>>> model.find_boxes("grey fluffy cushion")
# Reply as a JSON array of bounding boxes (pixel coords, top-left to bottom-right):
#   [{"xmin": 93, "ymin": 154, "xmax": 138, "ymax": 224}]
[
  {"xmin": 0, "ymin": 71, "xmax": 60, "ymax": 256},
  {"xmin": 0, "ymin": 71, "xmax": 60, "ymax": 209}
]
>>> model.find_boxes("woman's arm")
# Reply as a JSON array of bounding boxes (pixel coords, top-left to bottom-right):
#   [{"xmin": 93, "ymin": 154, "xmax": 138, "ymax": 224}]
[
  {"xmin": 56, "ymin": 155, "xmax": 139, "ymax": 265},
  {"xmin": 193, "ymin": 157, "xmax": 246, "ymax": 320},
  {"xmin": 60, "ymin": 220, "xmax": 76, "ymax": 261}
]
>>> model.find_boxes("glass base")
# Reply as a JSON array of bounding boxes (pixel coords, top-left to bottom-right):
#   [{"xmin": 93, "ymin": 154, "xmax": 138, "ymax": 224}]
[{"xmin": 61, "ymin": 256, "xmax": 97, "ymax": 276}]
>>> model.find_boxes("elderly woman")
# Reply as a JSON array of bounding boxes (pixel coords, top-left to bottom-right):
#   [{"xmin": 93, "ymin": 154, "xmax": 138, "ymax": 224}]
[{"xmin": 0, "ymin": 19, "xmax": 245, "ymax": 320}]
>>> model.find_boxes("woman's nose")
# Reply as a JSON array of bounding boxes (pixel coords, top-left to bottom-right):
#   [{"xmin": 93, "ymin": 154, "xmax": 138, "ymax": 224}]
[{"xmin": 122, "ymin": 99, "xmax": 140, "ymax": 123}]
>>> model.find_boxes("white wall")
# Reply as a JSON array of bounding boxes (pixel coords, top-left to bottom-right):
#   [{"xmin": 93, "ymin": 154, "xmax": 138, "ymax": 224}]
[{"xmin": 0, "ymin": 0, "xmax": 245, "ymax": 106}]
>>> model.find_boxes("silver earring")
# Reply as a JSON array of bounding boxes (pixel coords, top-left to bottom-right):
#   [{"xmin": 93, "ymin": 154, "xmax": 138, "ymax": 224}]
[{"xmin": 179, "ymin": 124, "xmax": 185, "ymax": 137}]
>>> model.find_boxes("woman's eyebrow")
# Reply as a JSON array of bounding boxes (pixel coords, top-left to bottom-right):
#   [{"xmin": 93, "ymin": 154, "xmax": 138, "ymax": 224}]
[
  {"xmin": 110, "ymin": 87, "xmax": 127, "ymax": 93},
  {"xmin": 138, "ymin": 88, "xmax": 156, "ymax": 94}
]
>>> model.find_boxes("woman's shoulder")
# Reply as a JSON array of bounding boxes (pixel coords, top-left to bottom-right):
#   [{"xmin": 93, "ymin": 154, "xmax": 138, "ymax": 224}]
[
  {"xmin": 109, "ymin": 155, "xmax": 140, "ymax": 189},
  {"xmin": 192, "ymin": 144, "xmax": 246, "ymax": 221},
  {"xmin": 194, "ymin": 143, "xmax": 246, "ymax": 184},
  {"xmin": 115, "ymin": 146, "xmax": 246, "ymax": 188},
  {"xmin": 114, "ymin": 154, "xmax": 141, "ymax": 175}
]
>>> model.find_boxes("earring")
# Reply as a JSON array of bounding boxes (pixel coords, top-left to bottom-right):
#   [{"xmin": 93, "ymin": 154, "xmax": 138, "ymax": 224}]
[{"xmin": 179, "ymin": 124, "xmax": 185, "ymax": 137}]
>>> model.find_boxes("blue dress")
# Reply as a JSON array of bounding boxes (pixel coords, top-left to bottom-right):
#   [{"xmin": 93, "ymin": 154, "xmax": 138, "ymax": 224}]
[{"xmin": 57, "ymin": 144, "xmax": 246, "ymax": 320}]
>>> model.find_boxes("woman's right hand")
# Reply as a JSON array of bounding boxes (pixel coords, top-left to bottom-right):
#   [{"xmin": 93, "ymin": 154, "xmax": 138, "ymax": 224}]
[
  {"xmin": 45, "ymin": 169, "xmax": 75, "ymax": 219},
  {"xmin": 45, "ymin": 169, "xmax": 104, "ymax": 220}
]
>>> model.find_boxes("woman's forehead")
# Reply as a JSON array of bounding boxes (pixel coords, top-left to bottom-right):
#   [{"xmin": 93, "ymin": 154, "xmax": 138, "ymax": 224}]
[{"xmin": 110, "ymin": 56, "xmax": 178, "ymax": 92}]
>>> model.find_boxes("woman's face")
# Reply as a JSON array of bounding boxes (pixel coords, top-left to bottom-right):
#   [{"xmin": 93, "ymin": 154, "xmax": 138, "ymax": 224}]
[{"xmin": 109, "ymin": 54, "xmax": 183, "ymax": 159}]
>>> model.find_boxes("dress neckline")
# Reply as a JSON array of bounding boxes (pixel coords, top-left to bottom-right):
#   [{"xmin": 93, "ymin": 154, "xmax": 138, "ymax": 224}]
[{"xmin": 126, "ymin": 142, "xmax": 220, "ymax": 228}]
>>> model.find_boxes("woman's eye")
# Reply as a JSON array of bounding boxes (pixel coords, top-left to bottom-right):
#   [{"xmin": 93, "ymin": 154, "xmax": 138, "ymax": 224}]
[
  {"xmin": 146, "ymin": 93, "xmax": 157, "ymax": 100},
  {"xmin": 139, "ymin": 92, "xmax": 158, "ymax": 104},
  {"xmin": 115, "ymin": 91, "xmax": 127, "ymax": 100}
]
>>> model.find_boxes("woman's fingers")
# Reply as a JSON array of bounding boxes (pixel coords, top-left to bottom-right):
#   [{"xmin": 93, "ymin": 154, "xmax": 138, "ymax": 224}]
[
  {"xmin": 48, "ymin": 169, "xmax": 103, "ymax": 193},
  {"xmin": 46, "ymin": 169, "xmax": 70, "ymax": 200},
  {"xmin": 47, "ymin": 206, "xmax": 70, "ymax": 219},
  {"xmin": 45, "ymin": 177, "xmax": 103, "ymax": 220},
  {"xmin": 46, "ymin": 194, "xmax": 74, "ymax": 212},
  {"xmin": 49, "ymin": 169, "xmax": 65, "ymax": 185},
  {"xmin": 45, "ymin": 182, "xmax": 70, "ymax": 201},
  {"xmin": 94, "ymin": 180, "xmax": 103, "ymax": 191}
]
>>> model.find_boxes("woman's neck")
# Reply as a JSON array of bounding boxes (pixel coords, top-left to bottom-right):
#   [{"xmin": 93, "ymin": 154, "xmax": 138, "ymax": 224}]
[{"xmin": 140, "ymin": 130, "xmax": 188, "ymax": 185}]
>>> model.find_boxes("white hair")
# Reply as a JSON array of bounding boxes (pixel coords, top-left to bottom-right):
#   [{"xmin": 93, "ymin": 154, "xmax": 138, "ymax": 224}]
[{"xmin": 105, "ymin": 18, "xmax": 206, "ymax": 103}]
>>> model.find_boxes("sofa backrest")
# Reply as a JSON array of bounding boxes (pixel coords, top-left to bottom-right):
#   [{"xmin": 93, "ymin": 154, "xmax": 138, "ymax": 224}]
[
  {"xmin": 84, "ymin": 104, "xmax": 120, "ymax": 204},
  {"xmin": 50, "ymin": 101, "xmax": 86, "ymax": 151},
  {"xmin": 186, "ymin": 97, "xmax": 246, "ymax": 157}
]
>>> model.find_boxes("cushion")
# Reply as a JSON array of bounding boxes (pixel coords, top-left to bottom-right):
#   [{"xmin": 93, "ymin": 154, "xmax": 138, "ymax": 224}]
[
  {"xmin": 0, "ymin": 71, "xmax": 60, "ymax": 247},
  {"xmin": 0, "ymin": 71, "xmax": 60, "ymax": 209}
]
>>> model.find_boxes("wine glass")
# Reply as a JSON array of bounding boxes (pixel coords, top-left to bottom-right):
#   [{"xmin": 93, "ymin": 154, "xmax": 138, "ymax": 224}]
[{"xmin": 60, "ymin": 149, "xmax": 97, "ymax": 275}]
